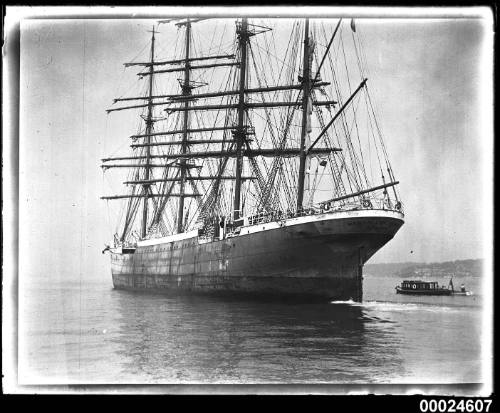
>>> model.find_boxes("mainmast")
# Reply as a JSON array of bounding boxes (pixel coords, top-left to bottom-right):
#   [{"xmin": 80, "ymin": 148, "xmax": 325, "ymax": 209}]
[
  {"xmin": 233, "ymin": 18, "xmax": 249, "ymax": 220},
  {"xmin": 141, "ymin": 27, "xmax": 156, "ymax": 238},
  {"xmin": 296, "ymin": 18, "xmax": 311, "ymax": 211},
  {"xmin": 176, "ymin": 19, "xmax": 192, "ymax": 233}
]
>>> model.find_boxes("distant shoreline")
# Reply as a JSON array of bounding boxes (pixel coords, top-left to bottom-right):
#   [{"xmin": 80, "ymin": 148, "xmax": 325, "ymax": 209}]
[{"xmin": 364, "ymin": 259, "xmax": 483, "ymax": 278}]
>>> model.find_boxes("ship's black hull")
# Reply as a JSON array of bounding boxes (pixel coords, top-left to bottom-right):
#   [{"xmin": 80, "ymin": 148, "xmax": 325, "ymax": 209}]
[{"xmin": 110, "ymin": 211, "xmax": 404, "ymax": 302}]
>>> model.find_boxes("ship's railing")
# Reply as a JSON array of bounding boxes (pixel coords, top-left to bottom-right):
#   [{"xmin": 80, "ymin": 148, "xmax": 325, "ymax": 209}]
[
  {"xmin": 247, "ymin": 210, "xmax": 286, "ymax": 226},
  {"xmin": 235, "ymin": 199, "xmax": 404, "ymax": 228},
  {"xmin": 112, "ymin": 232, "xmax": 138, "ymax": 248},
  {"xmin": 198, "ymin": 198, "xmax": 404, "ymax": 241},
  {"xmin": 143, "ymin": 223, "xmax": 165, "ymax": 240},
  {"xmin": 315, "ymin": 197, "xmax": 404, "ymax": 215}
]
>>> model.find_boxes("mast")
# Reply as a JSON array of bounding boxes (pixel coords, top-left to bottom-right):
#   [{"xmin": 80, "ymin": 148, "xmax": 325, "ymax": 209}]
[
  {"xmin": 296, "ymin": 18, "xmax": 311, "ymax": 211},
  {"xmin": 233, "ymin": 18, "xmax": 249, "ymax": 220},
  {"xmin": 141, "ymin": 27, "xmax": 156, "ymax": 238},
  {"xmin": 176, "ymin": 19, "xmax": 192, "ymax": 233}
]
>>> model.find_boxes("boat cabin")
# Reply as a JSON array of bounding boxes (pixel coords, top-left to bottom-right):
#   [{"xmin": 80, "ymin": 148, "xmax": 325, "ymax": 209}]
[{"xmin": 401, "ymin": 280, "xmax": 439, "ymax": 290}]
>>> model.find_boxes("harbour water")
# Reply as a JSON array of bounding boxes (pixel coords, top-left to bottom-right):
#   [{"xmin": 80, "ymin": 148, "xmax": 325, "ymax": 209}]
[{"xmin": 18, "ymin": 273, "xmax": 485, "ymax": 385}]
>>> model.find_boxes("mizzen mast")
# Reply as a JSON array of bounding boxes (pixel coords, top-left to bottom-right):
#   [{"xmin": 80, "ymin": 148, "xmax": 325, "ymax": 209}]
[{"xmin": 296, "ymin": 18, "xmax": 312, "ymax": 211}]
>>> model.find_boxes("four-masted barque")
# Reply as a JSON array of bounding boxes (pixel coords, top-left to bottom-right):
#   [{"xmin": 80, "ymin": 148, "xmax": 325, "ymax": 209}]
[{"xmin": 101, "ymin": 17, "xmax": 404, "ymax": 301}]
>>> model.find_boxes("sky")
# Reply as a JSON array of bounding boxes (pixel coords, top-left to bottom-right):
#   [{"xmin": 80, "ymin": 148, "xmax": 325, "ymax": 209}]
[{"xmin": 7, "ymin": 7, "xmax": 493, "ymax": 283}]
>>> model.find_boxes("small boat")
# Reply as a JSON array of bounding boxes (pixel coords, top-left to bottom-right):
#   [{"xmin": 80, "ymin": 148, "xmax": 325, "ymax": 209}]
[
  {"xmin": 395, "ymin": 277, "xmax": 471, "ymax": 296},
  {"xmin": 395, "ymin": 280, "xmax": 452, "ymax": 296}
]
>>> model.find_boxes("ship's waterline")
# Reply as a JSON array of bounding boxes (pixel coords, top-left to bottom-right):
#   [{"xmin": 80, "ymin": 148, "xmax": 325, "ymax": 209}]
[{"xmin": 110, "ymin": 210, "xmax": 404, "ymax": 301}]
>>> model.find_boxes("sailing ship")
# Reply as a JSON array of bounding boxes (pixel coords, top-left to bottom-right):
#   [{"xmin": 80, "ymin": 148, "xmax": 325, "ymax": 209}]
[{"xmin": 101, "ymin": 17, "xmax": 405, "ymax": 301}]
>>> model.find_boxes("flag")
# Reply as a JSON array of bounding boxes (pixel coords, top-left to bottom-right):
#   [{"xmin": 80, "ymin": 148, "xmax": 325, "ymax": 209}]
[{"xmin": 350, "ymin": 19, "xmax": 356, "ymax": 32}]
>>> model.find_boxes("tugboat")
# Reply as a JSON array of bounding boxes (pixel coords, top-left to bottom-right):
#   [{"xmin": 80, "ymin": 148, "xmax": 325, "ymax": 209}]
[
  {"xmin": 395, "ymin": 278, "xmax": 471, "ymax": 296},
  {"xmin": 395, "ymin": 280, "xmax": 453, "ymax": 296}
]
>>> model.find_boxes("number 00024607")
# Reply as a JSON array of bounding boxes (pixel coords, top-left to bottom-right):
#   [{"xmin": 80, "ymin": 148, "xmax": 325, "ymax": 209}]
[{"xmin": 420, "ymin": 399, "xmax": 493, "ymax": 413}]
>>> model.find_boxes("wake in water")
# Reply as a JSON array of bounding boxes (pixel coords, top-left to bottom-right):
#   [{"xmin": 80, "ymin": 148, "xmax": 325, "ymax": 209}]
[
  {"xmin": 330, "ymin": 299, "xmax": 471, "ymax": 313},
  {"xmin": 329, "ymin": 299, "xmax": 357, "ymax": 305}
]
